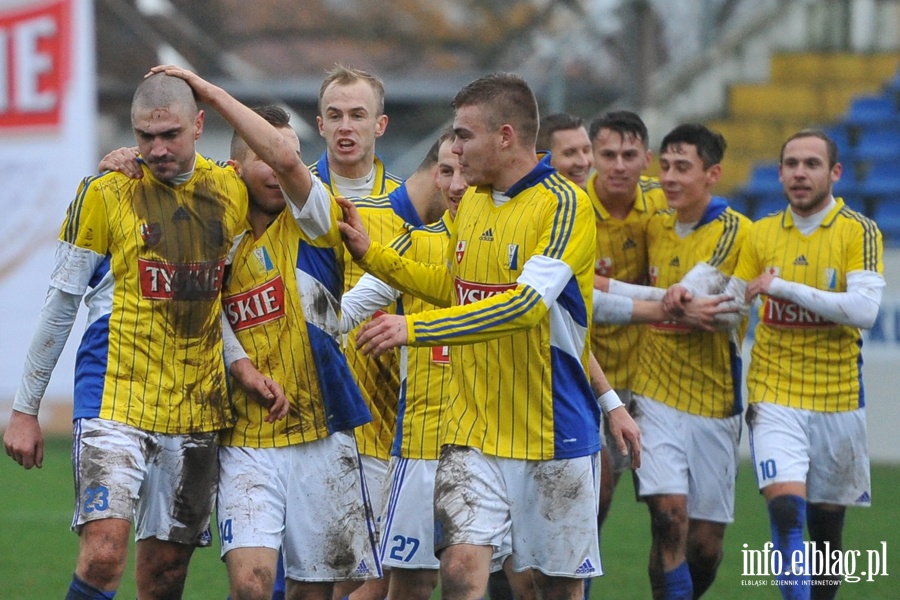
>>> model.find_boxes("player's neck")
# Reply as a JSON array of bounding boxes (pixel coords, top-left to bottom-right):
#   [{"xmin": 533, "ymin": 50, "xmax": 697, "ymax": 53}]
[
  {"xmin": 406, "ymin": 170, "xmax": 444, "ymax": 224},
  {"xmin": 494, "ymin": 151, "xmax": 538, "ymax": 193},
  {"xmin": 599, "ymin": 190, "xmax": 636, "ymax": 220}
]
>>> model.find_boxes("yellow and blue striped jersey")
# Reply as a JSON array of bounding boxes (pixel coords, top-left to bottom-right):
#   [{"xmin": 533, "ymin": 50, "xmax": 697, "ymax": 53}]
[
  {"xmin": 220, "ymin": 191, "xmax": 371, "ymax": 448},
  {"xmin": 734, "ymin": 198, "xmax": 883, "ymax": 412},
  {"xmin": 387, "ymin": 212, "xmax": 454, "ymax": 460},
  {"xmin": 59, "ymin": 155, "xmax": 247, "ymax": 433},
  {"xmin": 310, "ymin": 152, "xmax": 403, "ymax": 197},
  {"xmin": 588, "ymin": 175, "xmax": 667, "ymax": 389},
  {"xmin": 359, "ymin": 156, "xmax": 601, "ymax": 460},
  {"xmin": 633, "ymin": 197, "xmax": 751, "ymax": 418},
  {"xmin": 344, "ymin": 184, "xmax": 423, "ymax": 460}
]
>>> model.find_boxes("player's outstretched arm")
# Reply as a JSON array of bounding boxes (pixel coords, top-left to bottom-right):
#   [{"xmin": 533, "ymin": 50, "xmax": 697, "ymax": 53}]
[
  {"xmin": 4, "ymin": 411, "xmax": 44, "ymax": 469},
  {"xmin": 148, "ymin": 64, "xmax": 314, "ymax": 210},
  {"xmin": 588, "ymin": 353, "xmax": 641, "ymax": 469}
]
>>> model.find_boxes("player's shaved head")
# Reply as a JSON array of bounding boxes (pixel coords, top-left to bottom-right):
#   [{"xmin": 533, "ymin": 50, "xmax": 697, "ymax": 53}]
[{"xmin": 132, "ymin": 72, "xmax": 198, "ymax": 123}]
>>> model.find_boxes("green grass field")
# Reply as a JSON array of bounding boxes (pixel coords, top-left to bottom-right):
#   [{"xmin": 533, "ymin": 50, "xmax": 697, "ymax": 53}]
[{"xmin": 1, "ymin": 436, "xmax": 896, "ymax": 599}]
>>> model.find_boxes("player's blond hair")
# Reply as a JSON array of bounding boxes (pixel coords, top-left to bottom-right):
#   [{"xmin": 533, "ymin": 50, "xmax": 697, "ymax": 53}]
[{"xmin": 318, "ymin": 64, "xmax": 386, "ymax": 116}]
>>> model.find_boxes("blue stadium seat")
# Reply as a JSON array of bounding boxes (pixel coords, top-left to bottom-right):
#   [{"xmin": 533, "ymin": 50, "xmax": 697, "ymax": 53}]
[
  {"xmin": 824, "ymin": 124, "xmax": 854, "ymax": 155},
  {"xmin": 742, "ymin": 162, "xmax": 782, "ymax": 195},
  {"xmin": 872, "ymin": 197, "xmax": 900, "ymax": 244},
  {"xmin": 857, "ymin": 157, "xmax": 900, "ymax": 197},
  {"xmin": 753, "ymin": 193, "xmax": 787, "ymax": 218},
  {"xmin": 844, "ymin": 95, "xmax": 900, "ymax": 127},
  {"xmin": 850, "ymin": 126, "xmax": 900, "ymax": 160},
  {"xmin": 727, "ymin": 193, "xmax": 751, "ymax": 218}
]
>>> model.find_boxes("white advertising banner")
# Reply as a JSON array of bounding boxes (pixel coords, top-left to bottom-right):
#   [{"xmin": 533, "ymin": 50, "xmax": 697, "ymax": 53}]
[{"xmin": 0, "ymin": 0, "xmax": 95, "ymax": 426}]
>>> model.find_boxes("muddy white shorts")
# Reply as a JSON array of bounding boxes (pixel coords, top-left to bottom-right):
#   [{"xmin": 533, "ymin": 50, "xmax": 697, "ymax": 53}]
[
  {"xmin": 433, "ymin": 445, "xmax": 602, "ymax": 578},
  {"xmin": 72, "ymin": 417, "xmax": 218, "ymax": 546},
  {"xmin": 216, "ymin": 432, "xmax": 381, "ymax": 582}
]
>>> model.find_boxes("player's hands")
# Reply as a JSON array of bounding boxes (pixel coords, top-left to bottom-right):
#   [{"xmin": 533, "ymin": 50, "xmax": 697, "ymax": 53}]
[
  {"xmin": 746, "ymin": 272, "xmax": 776, "ymax": 303},
  {"xmin": 146, "ymin": 65, "xmax": 219, "ymax": 104},
  {"xmin": 606, "ymin": 406, "xmax": 641, "ymax": 469},
  {"xmin": 99, "ymin": 146, "xmax": 142, "ymax": 179},
  {"xmin": 356, "ymin": 313, "xmax": 408, "ymax": 356},
  {"xmin": 663, "ymin": 284, "xmax": 692, "ymax": 318},
  {"xmin": 3, "ymin": 410, "xmax": 44, "ymax": 469},
  {"xmin": 230, "ymin": 359, "xmax": 289, "ymax": 422},
  {"xmin": 336, "ymin": 196, "xmax": 372, "ymax": 260},
  {"xmin": 674, "ymin": 294, "xmax": 739, "ymax": 332}
]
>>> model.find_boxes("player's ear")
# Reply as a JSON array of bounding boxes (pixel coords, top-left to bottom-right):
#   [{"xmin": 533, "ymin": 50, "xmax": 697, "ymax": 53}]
[
  {"xmin": 228, "ymin": 158, "xmax": 241, "ymax": 176},
  {"xmin": 706, "ymin": 163, "xmax": 722, "ymax": 186},
  {"xmin": 374, "ymin": 114, "xmax": 388, "ymax": 138},
  {"xmin": 194, "ymin": 109, "xmax": 205, "ymax": 140}
]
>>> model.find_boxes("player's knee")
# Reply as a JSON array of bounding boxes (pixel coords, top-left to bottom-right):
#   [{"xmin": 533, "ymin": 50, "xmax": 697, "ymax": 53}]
[
  {"xmin": 649, "ymin": 505, "xmax": 687, "ymax": 547},
  {"xmin": 768, "ymin": 494, "xmax": 804, "ymax": 536},
  {"xmin": 78, "ymin": 542, "xmax": 128, "ymax": 588},
  {"xmin": 230, "ymin": 569, "xmax": 276, "ymax": 600}
]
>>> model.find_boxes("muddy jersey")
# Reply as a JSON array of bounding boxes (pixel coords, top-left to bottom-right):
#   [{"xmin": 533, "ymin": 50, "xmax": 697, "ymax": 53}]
[
  {"xmin": 734, "ymin": 198, "xmax": 883, "ymax": 412},
  {"xmin": 56, "ymin": 155, "xmax": 247, "ymax": 433},
  {"xmin": 220, "ymin": 181, "xmax": 371, "ymax": 447},
  {"xmin": 588, "ymin": 175, "xmax": 667, "ymax": 389},
  {"xmin": 632, "ymin": 197, "xmax": 751, "ymax": 418},
  {"xmin": 359, "ymin": 155, "xmax": 601, "ymax": 460}
]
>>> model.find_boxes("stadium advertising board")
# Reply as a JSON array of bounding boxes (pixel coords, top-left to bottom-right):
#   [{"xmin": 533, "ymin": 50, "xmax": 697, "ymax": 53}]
[{"xmin": 0, "ymin": 0, "xmax": 95, "ymax": 422}]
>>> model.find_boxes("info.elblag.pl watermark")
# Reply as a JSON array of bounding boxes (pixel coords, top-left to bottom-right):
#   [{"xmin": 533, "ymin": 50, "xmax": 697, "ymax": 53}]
[{"xmin": 740, "ymin": 541, "xmax": 889, "ymax": 587}]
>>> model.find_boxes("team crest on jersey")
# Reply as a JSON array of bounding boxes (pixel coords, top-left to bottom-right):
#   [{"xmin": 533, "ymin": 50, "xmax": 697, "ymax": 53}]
[
  {"xmin": 824, "ymin": 267, "xmax": 837, "ymax": 290},
  {"xmin": 140, "ymin": 222, "xmax": 162, "ymax": 247},
  {"xmin": 595, "ymin": 257, "xmax": 613, "ymax": 277},
  {"xmin": 455, "ymin": 277, "xmax": 516, "ymax": 305},
  {"xmin": 253, "ymin": 247, "xmax": 274, "ymax": 273},
  {"xmin": 765, "ymin": 266, "xmax": 781, "ymax": 277},
  {"xmin": 223, "ymin": 276, "xmax": 286, "ymax": 331},
  {"xmin": 455, "ymin": 240, "xmax": 466, "ymax": 264},
  {"xmin": 432, "ymin": 345, "xmax": 450, "ymax": 365},
  {"xmin": 649, "ymin": 266, "xmax": 659, "ymax": 286},
  {"xmin": 507, "ymin": 244, "xmax": 519, "ymax": 270}
]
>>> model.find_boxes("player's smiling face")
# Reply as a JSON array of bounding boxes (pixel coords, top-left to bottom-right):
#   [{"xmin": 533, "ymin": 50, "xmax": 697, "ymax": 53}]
[
  {"xmin": 452, "ymin": 104, "xmax": 503, "ymax": 188},
  {"xmin": 234, "ymin": 126, "xmax": 300, "ymax": 219},
  {"xmin": 317, "ymin": 79, "xmax": 387, "ymax": 178},
  {"xmin": 550, "ymin": 127, "xmax": 592, "ymax": 189},
  {"xmin": 133, "ymin": 103, "xmax": 203, "ymax": 182},
  {"xmin": 592, "ymin": 128, "xmax": 650, "ymax": 202},
  {"xmin": 659, "ymin": 142, "xmax": 720, "ymax": 222},
  {"xmin": 779, "ymin": 136, "xmax": 841, "ymax": 218},
  {"xmin": 435, "ymin": 138, "xmax": 467, "ymax": 219}
]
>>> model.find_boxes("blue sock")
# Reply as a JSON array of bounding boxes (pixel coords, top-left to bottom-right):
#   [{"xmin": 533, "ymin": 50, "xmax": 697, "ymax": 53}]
[
  {"xmin": 662, "ymin": 561, "xmax": 693, "ymax": 600},
  {"xmin": 768, "ymin": 494, "xmax": 810, "ymax": 600},
  {"xmin": 65, "ymin": 573, "xmax": 116, "ymax": 600},
  {"xmin": 583, "ymin": 576, "xmax": 593, "ymax": 599}
]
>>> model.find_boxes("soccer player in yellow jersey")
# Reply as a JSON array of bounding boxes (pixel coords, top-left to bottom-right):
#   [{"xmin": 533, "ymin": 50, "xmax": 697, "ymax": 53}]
[
  {"xmin": 585, "ymin": 110, "xmax": 668, "ymax": 530},
  {"xmin": 2, "ymin": 72, "xmax": 271, "ymax": 600},
  {"xmin": 340, "ymin": 130, "xmax": 463, "ymax": 600},
  {"xmin": 603, "ymin": 124, "xmax": 751, "ymax": 599},
  {"xmin": 306, "ymin": 64, "xmax": 409, "ymax": 600},
  {"xmin": 338, "ymin": 73, "xmax": 612, "ymax": 600},
  {"xmin": 723, "ymin": 130, "xmax": 884, "ymax": 599},
  {"xmin": 536, "ymin": 112, "xmax": 592, "ymax": 189}
]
